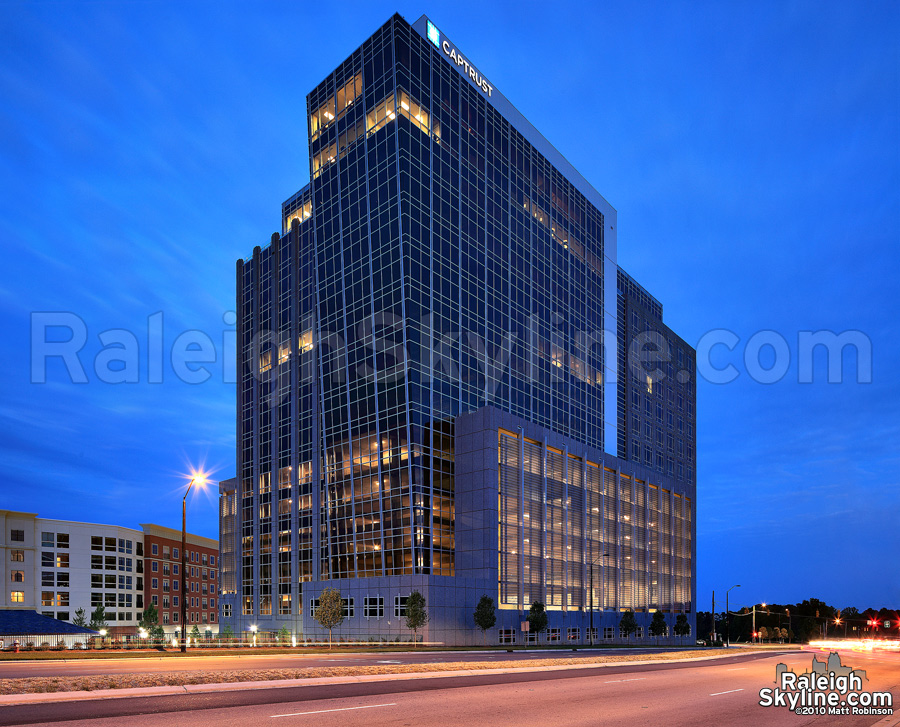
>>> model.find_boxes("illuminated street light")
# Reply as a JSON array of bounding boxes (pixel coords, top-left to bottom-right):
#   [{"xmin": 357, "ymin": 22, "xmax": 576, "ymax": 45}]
[{"xmin": 181, "ymin": 469, "xmax": 211, "ymax": 653}]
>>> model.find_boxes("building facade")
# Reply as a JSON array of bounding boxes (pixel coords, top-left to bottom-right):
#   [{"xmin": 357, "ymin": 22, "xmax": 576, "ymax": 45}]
[
  {"xmin": 221, "ymin": 14, "xmax": 695, "ymax": 645},
  {"xmin": 1, "ymin": 511, "xmax": 218, "ymax": 637}
]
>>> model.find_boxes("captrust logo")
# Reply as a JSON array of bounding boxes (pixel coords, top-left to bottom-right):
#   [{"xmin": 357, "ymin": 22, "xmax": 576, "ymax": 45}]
[{"xmin": 426, "ymin": 20, "xmax": 494, "ymax": 98}]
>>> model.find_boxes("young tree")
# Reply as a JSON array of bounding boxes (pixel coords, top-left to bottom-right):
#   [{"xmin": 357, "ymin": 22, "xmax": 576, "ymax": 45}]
[
  {"xmin": 527, "ymin": 601, "xmax": 548, "ymax": 640},
  {"xmin": 649, "ymin": 611, "xmax": 668, "ymax": 644},
  {"xmin": 221, "ymin": 624, "xmax": 234, "ymax": 644},
  {"xmin": 278, "ymin": 625, "xmax": 291, "ymax": 644},
  {"xmin": 674, "ymin": 614, "xmax": 691, "ymax": 642},
  {"xmin": 314, "ymin": 587, "xmax": 345, "ymax": 649},
  {"xmin": 619, "ymin": 610, "xmax": 638, "ymax": 642},
  {"xmin": 758, "ymin": 626, "xmax": 769, "ymax": 643},
  {"xmin": 190, "ymin": 625, "xmax": 201, "ymax": 642},
  {"xmin": 139, "ymin": 603, "xmax": 159, "ymax": 631},
  {"xmin": 473, "ymin": 595, "xmax": 497, "ymax": 645},
  {"xmin": 89, "ymin": 605, "xmax": 108, "ymax": 632},
  {"xmin": 72, "ymin": 607, "xmax": 88, "ymax": 628},
  {"xmin": 405, "ymin": 591, "xmax": 429, "ymax": 647}
]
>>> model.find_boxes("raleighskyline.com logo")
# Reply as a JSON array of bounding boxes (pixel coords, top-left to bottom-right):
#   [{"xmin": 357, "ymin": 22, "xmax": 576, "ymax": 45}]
[{"xmin": 759, "ymin": 652, "xmax": 893, "ymax": 716}]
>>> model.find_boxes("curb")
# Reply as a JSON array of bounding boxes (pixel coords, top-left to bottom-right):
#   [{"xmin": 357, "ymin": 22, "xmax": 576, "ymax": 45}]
[{"xmin": 0, "ymin": 650, "xmax": 774, "ymax": 706}]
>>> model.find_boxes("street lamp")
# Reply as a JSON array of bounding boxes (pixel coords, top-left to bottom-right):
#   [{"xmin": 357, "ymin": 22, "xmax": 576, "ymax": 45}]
[
  {"xmin": 181, "ymin": 470, "xmax": 209, "ymax": 653},
  {"xmin": 726, "ymin": 585, "xmax": 741, "ymax": 648},
  {"xmin": 250, "ymin": 624, "xmax": 258, "ymax": 647},
  {"xmin": 752, "ymin": 602, "xmax": 767, "ymax": 643},
  {"xmin": 587, "ymin": 553, "xmax": 610, "ymax": 646}
]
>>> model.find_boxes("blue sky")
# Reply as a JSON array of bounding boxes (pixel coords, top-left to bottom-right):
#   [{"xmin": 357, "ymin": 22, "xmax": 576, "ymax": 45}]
[{"xmin": 1, "ymin": 0, "xmax": 897, "ymax": 611}]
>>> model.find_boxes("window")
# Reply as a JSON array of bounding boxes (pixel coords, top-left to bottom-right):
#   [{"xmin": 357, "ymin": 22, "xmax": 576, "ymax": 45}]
[
  {"xmin": 202, "ymin": 554, "xmax": 207, "ymax": 566},
  {"xmin": 56, "ymin": 554, "xmax": 69, "ymax": 568},
  {"xmin": 57, "ymin": 611, "xmax": 69, "ymax": 622},
  {"xmin": 42, "ymin": 552, "xmax": 53, "ymax": 567},
  {"xmin": 173, "ymin": 548, "xmax": 179, "ymax": 559},
  {"xmin": 91, "ymin": 536, "xmax": 103, "ymax": 550},
  {"xmin": 10, "ymin": 550, "xmax": 24, "ymax": 562},
  {"xmin": 364, "ymin": 597, "xmax": 384, "ymax": 618},
  {"xmin": 172, "ymin": 612, "xmax": 179, "ymax": 623},
  {"xmin": 56, "ymin": 592, "xmax": 69, "ymax": 607},
  {"xmin": 210, "ymin": 598, "xmax": 216, "ymax": 608},
  {"xmin": 91, "ymin": 555, "xmax": 103, "ymax": 570},
  {"xmin": 343, "ymin": 598, "xmax": 354, "ymax": 618},
  {"xmin": 151, "ymin": 561, "xmax": 158, "ymax": 572},
  {"xmin": 42, "ymin": 571, "xmax": 54, "ymax": 586},
  {"xmin": 223, "ymin": 603, "xmax": 232, "ymax": 618},
  {"xmin": 163, "ymin": 580, "xmax": 170, "ymax": 593},
  {"xmin": 394, "ymin": 595, "xmax": 409, "ymax": 618},
  {"xmin": 41, "ymin": 591, "xmax": 54, "ymax": 606},
  {"xmin": 10, "ymin": 570, "xmax": 24, "ymax": 583},
  {"xmin": 604, "ymin": 627, "xmax": 615, "ymax": 640},
  {"xmin": 174, "ymin": 579, "xmax": 179, "ymax": 591},
  {"xmin": 162, "ymin": 596, "xmax": 170, "ymax": 609},
  {"xmin": 91, "ymin": 574, "xmax": 102, "ymax": 588},
  {"xmin": 105, "ymin": 593, "xmax": 116, "ymax": 607},
  {"xmin": 151, "ymin": 578, "xmax": 158, "ymax": 589},
  {"xmin": 547, "ymin": 628, "xmax": 561, "ymax": 642},
  {"xmin": 56, "ymin": 572, "xmax": 69, "ymax": 588},
  {"xmin": 136, "ymin": 542, "xmax": 143, "ymax": 556},
  {"xmin": 105, "ymin": 556, "xmax": 116, "ymax": 570},
  {"xmin": 163, "ymin": 563, "xmax": 170, "ymax": 576},
  {"xmin": 10, "ymin": 530, "xmax": 24, "ymax": 542},
  {"xmin": 42, "ymin": 532, "xmax": 54, "ymax": 547},
  {"xmin": 105, "ymin": 537, "xmax": 116, "ymax": 552},
  {"xmin": 10, "ymin": 591, "xmax": 24, "ymax": 603},
  {"xmin": 308, "ymin": 599, "xmax": 319, "ymax": 617},
  {"xmin": 586, "ymin": 628, "xmax": 597, "ymax": 641},
  {"xmin": 567, "ymin": 628, "xmax": 580, "ymax": 641},
  {"xmin": 162, "ymin": 612, "xmax": 170, "ymax": 625},
  {"xmin": 151, "ymin": 595, "xmax": 158, "ymax": 606},
  {"xmin": 91, "ymin": 593, "xmax": 102, "ymax": 607},
  {"xmin": 151, "ymin": 543, "xmax": 158, "ymax": 555},
  {"xmin": 210, "ymin": 556, "xmax": 216, "ymax": 566},
  {"xmin": 163, "ymin": 546, "xmax": 170, "ymax": 558},
  {"xmin": 173, "ymin": 564, "xmax": 179, "ymax": 575},
  {"xmin": 499, "ymin": 629, "xmax": 516, "ymax": 644},
  {"xmin": 105, "ymin": 574, "xmax": 116, "ymax": 589},
  {"xmin": 56, "ymin": 533, "xmax": 69, "ymax": 549},
  {"xmin": 173, "ymin": 596, "xmax": 179, "ymax": 607}
]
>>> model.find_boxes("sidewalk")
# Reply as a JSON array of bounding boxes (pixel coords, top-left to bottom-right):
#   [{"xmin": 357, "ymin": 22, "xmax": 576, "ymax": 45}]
[{"xmin": 0, "ymin": 650, "xmax": 758, "ymax": 706}]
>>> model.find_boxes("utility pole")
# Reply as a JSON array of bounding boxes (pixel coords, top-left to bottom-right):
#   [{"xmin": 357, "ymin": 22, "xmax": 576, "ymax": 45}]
[{"xmin": 711, "ymin": 590, "xmax": 716, "ymax": 643}]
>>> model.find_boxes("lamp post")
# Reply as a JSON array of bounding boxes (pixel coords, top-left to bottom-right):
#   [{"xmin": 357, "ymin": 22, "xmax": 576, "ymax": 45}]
[
  {"xmin": 752, "ymin": 602, "xmax": 766, "ymax": 644},
  {"xmin": 725, "ymin": 585, "xmax": 741, "ymax": 648},
  {"xmin": 181, "ymin": 471, "xmax": 208, "ymax": 653},
  {"xmin": 587, "ymin": 553, "xmax": 610, "ymax": 646}
]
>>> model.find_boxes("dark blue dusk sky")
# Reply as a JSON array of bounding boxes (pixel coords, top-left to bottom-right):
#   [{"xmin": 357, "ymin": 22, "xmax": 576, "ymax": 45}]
[{"xmin": 2, "ymin": 1, "xmax": 897, "ymax": 612}]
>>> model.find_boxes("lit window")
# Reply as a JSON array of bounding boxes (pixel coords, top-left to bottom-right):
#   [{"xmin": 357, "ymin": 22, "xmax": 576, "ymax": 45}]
[{"xmin": 10, "ymin": 591, "xmax": 24, "ymax": 603}]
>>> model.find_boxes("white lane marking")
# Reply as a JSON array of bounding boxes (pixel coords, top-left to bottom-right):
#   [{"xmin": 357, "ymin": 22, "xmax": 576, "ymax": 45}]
[
  {"xmin": 376, "ymin": 660, "xmax": 402, "ymax": 664},
  {"xmin": 710, "ymin": 689, "xmax": 744, "ymax": 696},
  {"xmin": 272, "ymin": 703, "xmax": 397, "ymax": 718},
  {"xmin": 604, "ymin": 678, "xmax": 647, "ymax": 683},
  {"xmin": 725, "ymin": 667, "xmax": 747, "ymax": 671}
]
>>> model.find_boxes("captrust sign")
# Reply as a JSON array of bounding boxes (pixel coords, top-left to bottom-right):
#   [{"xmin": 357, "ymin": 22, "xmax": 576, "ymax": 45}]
[{"xmin": 427, "ymin": 20, "xmax": 494, "ymax": 98}]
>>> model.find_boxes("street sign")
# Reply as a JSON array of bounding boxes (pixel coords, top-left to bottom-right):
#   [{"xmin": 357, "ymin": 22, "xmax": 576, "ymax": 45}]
[
  {"xmin": 521, "ymin": 620, "xmax": 530, "ymax": 632},
  {"xmin": 884, "ymin": 621, "xmax": 891, "ymax": 628}
]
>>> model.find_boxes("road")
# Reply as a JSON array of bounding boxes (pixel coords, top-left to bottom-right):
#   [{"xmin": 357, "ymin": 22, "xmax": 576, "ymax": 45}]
[
  {"xmin": 0, "ymin": 647, "xmax": 706, "ymax": 678},
  {"xmin": 2, "ymin": 649, "xmax": 899, "ymax": 726}
]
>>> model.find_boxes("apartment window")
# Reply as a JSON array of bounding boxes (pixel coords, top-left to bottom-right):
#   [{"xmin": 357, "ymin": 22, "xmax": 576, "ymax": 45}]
[
  {"xmin": 394, "ymin": 595, "xmax": 409, "ymax": 618},
  {"xmin": 163, "ymin": 546, "xmax": 170, "ymax": 558},
  {"xmin": 173, "ymin": 548, "xmax": 179, "ymax": 559},
  {"xmin": 163, "ymin": 563, "xmax": 170, "ymax": 576},
  {"xmin": 10, "ymin": 591, "xmax": 24, "ymax": 603},
  {"xmin": 105, "ymin": 537, "xmax": 116, "ymax": 552},
  {"xmin": 222, "ymin": 604, "xmax": 232, "ymax": 618},
  {"xmin": 57, "ymin": 611, "xmax": 70, "ymax": 622},
  {"xmin": 604, "ymin": 627, "xmax": 615, "ymax": 640},
  {"xmin": 151, "ymin": 543, "xmax": 158, "ymax": 555},
  {"xmin": 364, "ymin": 597, "xmax": 384, "ymax": 618},
  {"xmin": 202, "ymin": 554, "xmax": 208, "ymax": 565},
  {"xmin": 173, "ymin": 596, "xmax": 179, "ymax": 607},
  {"xmin": 10, "ymin": 530, "xmax": 24, "ymax": 542},
  {"xmin": 10, "ymin": 570, "xmax": 24, "ymax": 583},
  {"xmin": 567, "ymin": 628, "xmax": 581, "ymax": 641},
  {"xmin": 499, "ymin": 629, "xmax": 516, "ymax": 644},
  {"xmin": 91, "ymin": 555, "xmax": 103, "ymax": 570},
  {"xmin": 586, "ymin": 628, "xmax": 597, "ymax": 641},
  {"xmin": 151, "ymin": 595, "xmax": 158, "ymax": 606},
  {"xmin": 56, "ymin": 554, "xmax": 69, "ymax": 568},
  {"xmin": 308, "ymin": 599, "xmax": 319, "ymax": 617},
  {"xmin": 56, "ymin": 592, "xmax": 69, "ymax": 607},
  {"xmin": 343, "ymin": 598, "xmax": 355, "ymax": 618},
  {"xmin": 151, "ymin": 578, "xmax": 158, "ymax": 589},
  {"xmin": 136, "ymin": 542, "xmax": 143, "ymax": 556},
  {"xmin": 56, "ymin": 572, "xmax": 69, "ymax": 587},
  {"xmin": 174, "ymin": 579, "xmax": 179, "ymax": 591},
  {"xmin": 42, "ymin": 552, "xmax": 53, "ymax": 567},
  {"xmin": 162, "ymin": 596, "xmax": 170, "ymax": 609},
  {"xmin": 210, "ymin": 598, "xmax": 216, "ymax": 609},
  {"xmin": 173, "ymin": 612, "xmax": 179, "ymax": 623},
  {"xmin": 151, "ymin": 561, "xmax": 158, "ymax": 572},
  {"xmin": 547, "ymin": 628, "xmax": 561, "ymax": 642},
  {"xmin": 56, "ymin": 533, "xmax": 69, "ymax": 549},
  {"xmin": 42, "ymin": 571, "xmax": 54, "ymax": 587},
  {"xmin": 42, "ymin": 532, "xmax": 54, "ymax": 548},
  {"xmin": 163, "ymin": 580, "xmax": 170, "ymax": 593},
  {"xmin": 41, "ymin": 591, "xmax": 54, "ymax": 606},
  {"xmin": 210, "ymin": 556, "xmax": 216, "ymax": 566},
  {"xmin": 10, "ymin": 550, "xmax": 24, "ymax": 562},
  {"xmin": 105, "ymin": 574, "xmax": 116, "ymax": 588},
  {"xmin": 91, "ymin": 593, "xmax": 102, "ymax": 606},
  {"xmin": 105, "ymin": 556, "xmax": 116, "ymax": 570},
  {"xmin": 162, "ymin": 612, "xmax": 170, "ymax": 625},
  {"xmin": 91, "ymin": 574, "xmax": 102, "ymax": 588},
  {"xmin": 91, "ymin": 536, "xmax": 103, "ymax": 550},
  {"xmin": 173, "ymin": 564, "xmax": 179, "ymax": 575},
  {"xmin": 105, "ymin": 593, "xmax": 116, "ymax": 607}
]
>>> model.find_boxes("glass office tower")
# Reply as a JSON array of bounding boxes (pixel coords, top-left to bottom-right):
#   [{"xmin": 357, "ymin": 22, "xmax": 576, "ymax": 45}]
[{"xmin": 220, "ymin": 14, "xmax": 696, "ymax": 645}]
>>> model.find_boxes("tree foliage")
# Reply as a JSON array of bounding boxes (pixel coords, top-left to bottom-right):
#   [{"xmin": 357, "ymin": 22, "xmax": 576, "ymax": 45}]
[
  {"xmin": 72, "ymin": 607, "xmax": 88, "ymax": 628},
  {"xmin": 619, "ymin": 610, "xmax": 638, "ymax": 641},
  {"xmin": 405, "ymin": 591, "xmax": 429, "ymax": 647},
  {"xmin": 314, "ymin": 587, "xmax": 345, "ymax": 648},
  {"xmin": 649, "ymin": 611, "xmax": 667, "ymax": 642},
  {"xmin": 473, "ymin": 595, "xmax": 497, "ymax": 644},
  {"xmin": 674, "ymin": 613, "xmax": 691, "ymax": 638},
  {"xmin": 89, "ymin": 605, "xmax": 108, "ymax": 632},
  {"xmin": 527, "ymin": 601, "xmax": 548, "ymax": 635}
]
